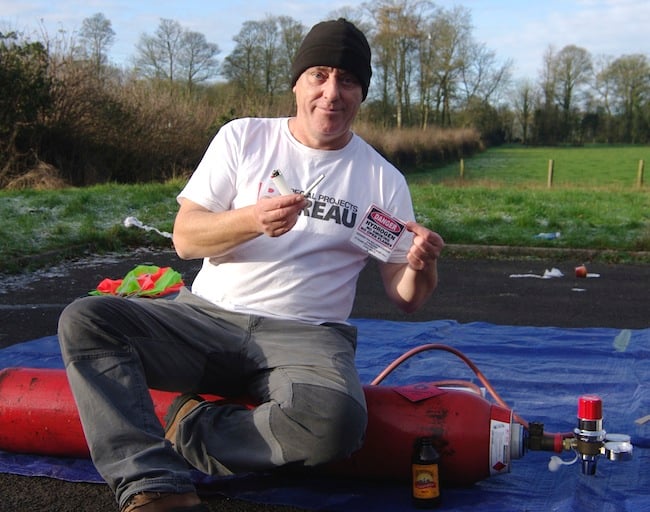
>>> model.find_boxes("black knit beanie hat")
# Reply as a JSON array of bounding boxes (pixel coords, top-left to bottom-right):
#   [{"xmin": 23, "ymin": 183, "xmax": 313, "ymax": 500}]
[{"xmin": 291, "ymin": 18, "xmax": 372, "ymax": 100}]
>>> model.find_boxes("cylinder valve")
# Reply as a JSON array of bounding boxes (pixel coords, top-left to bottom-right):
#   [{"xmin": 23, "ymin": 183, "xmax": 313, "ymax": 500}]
[{"xmin": 574, "ymin": 395, "xmax": 606, "ymax": 475}]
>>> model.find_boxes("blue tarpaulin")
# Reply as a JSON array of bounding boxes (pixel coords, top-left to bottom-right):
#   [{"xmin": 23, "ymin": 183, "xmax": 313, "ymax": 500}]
[{"xmin": 1, "ymin": 319, "xmax": 648, "ymax": 511}]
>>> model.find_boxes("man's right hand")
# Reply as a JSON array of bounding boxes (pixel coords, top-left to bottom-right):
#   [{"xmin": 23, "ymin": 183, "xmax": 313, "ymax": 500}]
[{"xmin": 253, "ymin": 194, "xmax": 306, "ymax": 238}]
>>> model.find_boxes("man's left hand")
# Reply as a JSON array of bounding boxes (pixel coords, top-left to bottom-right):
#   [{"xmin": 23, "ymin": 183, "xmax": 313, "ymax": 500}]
[{"xmin": 405, "ymin": 221, "xmax": 444, "ymax": 271}]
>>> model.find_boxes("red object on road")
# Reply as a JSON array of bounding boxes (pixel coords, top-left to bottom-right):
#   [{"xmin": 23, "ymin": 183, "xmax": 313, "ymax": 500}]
[{"xmin": 575, "ymin": 265, "xmax": 588, "ymax": 278}]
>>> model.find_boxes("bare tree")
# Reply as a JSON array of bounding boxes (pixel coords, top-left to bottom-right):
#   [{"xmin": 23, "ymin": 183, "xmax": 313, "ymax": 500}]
[
  {"xmin": 180, "ymin": 30, "xmax": 219, "ymax": 92},
  {"xmin": 532, "ymin": 45, "xmax": 561, "ymax": 144},
  {"xmin": 538, "ymin": 45, "xmax": 557, "ymax": 108},
  {"xmin": 605, "ymin": 54, "xmax": 650, "ymax": 142},
  {"xmin": 460, "ymin": 42, "xmax": 512, "ymax": 106},
  {"xmin": 591, "ymin": 54, "xmax": 616, "ymax": 142},
  {"xmin": 592, "ymin": 55, "xmax": 615, "ymax": 116},
  {"xmin": 512, "ymin": 79, "xmax": 536, "ymax": 144},
  {"xmin": 371, "ymin": 0, "xmax": 433, "ymax": 128},
  {"xmin": 222, "ymin": 20, "xmax": 267, "ymax": 97},
  {"xmin": 135, "ymin": 18, "xmax": 219, "ymax": 89},
  {"xmin": 554, "ymin": 44, "xmax": 592, "ymax": 139},
  {"xmin": 417, "ymin": 25, "xmax": 437, "ymax": 129},
  {"xmin": 276, "ymin": 16, "xmax": 305, "ymax": 86},
  {"xmin": 427, "ymin": 5, "xmax": 471, "ymax": 127},
  {"xmin": 78, "ymin": 13, "xmax": 115, "ymax": 76},
  {"xmin": 222, "ymin": 15, "xmax": 302, "ymax": 107},
  {"xmin": 135, "ymin": 19, "xmax": 184, "ymax": 83},
  {"xmin": 257, "ymin": 17, "xmax": 281, "ymax": 96}
]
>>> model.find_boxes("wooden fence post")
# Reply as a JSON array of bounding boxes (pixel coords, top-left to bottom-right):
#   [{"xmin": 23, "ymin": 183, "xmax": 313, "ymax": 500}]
[
  {"xmin": 459, "ymin": 158, "xmax": 465, "ymax": 180},
  {"xmin": 547, "ymin": 159, "xmax": 554, "ymax": 188},
  {"xmin": 638, "ymin": 160, "xmax": 645, "ymax": 188}
]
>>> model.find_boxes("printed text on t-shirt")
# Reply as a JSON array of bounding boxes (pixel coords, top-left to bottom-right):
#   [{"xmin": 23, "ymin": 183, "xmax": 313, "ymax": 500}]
[{"xmin": 300, "ymin": 195, "xmax": 358, "ymax": 228}]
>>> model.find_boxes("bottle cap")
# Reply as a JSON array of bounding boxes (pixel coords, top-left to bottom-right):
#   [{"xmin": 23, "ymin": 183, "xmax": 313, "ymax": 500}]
[{"xmin": 578, "ymin": 395, "xmax": 602, "ymax": 420}]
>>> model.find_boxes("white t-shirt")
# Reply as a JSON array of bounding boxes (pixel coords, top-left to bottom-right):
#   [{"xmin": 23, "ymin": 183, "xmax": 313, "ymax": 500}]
[{"xmin": 178, "ymin": 117, "xmax": 415, "ymax": 324}]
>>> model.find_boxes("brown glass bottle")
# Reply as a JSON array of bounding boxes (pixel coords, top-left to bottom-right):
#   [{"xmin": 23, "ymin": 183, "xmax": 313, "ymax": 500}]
[{"xmin": 411, "ymin": 437, "xmax": 441, "ymax": 508}]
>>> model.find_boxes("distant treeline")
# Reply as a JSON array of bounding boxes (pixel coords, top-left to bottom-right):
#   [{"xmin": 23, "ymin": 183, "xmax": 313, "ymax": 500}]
[
  {"xmin": 0, "ymin": 25, "xmax": 481, "ymax": 189},
  {"xmin": 2, "ymin": 0, "xmax": 648, "ymax": 188}
]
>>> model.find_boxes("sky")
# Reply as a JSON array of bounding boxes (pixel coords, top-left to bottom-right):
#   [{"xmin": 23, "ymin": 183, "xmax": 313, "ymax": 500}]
[{"xmin": 1, "ymin": 0, "xmax": 648, "ymax": 82}]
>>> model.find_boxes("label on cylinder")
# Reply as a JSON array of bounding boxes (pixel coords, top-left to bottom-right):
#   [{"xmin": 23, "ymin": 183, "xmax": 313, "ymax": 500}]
[{"xmin": 489, "ymin": 417, "xmax": 511, "ymax": 474}]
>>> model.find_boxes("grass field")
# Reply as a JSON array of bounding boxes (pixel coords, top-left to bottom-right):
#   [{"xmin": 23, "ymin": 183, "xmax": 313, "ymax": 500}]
[
  {"xmin": 2, "ymin": 146, "xmax": 649, "ymax": 273},
  {"xmin": 408, "ymin": 146, "xmax": 649, "ymax": 260},
  {"xmin": 412, "ymin": 145, "xmax": 649, "ymax": 189}
]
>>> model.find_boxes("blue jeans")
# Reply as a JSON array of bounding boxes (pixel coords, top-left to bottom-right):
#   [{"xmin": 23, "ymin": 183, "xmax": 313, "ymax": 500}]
[{"xmin": 58, "ymin": 288, "xmax": 367, "ymax": 509}]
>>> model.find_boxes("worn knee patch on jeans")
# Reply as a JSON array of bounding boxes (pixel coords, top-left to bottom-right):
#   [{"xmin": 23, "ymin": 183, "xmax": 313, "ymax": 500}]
[{"xmin": 270, "ymin": 383, "xmax": 367, "ymax": 467}]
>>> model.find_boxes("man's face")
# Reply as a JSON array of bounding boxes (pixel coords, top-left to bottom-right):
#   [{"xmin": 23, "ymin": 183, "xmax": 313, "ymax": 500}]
[{"xmin": 291, "ymin": 66, "xmax": 363, "ymax": 150}]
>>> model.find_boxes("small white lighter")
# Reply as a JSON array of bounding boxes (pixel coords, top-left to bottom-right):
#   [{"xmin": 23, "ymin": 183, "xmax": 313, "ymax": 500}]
[
  {"xmin": 270, "ymin": 170, "xmax": 293, "ymax": 195},
  {"xmin": 270, "ymin": 170, "xmax": 326, "ymax": 196}
]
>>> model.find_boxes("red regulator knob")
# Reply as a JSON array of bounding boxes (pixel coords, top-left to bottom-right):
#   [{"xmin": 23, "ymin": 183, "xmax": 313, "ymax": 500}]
[{"xmin": 578, "ymin": 395, "xmax": 603, "ymax": 421}]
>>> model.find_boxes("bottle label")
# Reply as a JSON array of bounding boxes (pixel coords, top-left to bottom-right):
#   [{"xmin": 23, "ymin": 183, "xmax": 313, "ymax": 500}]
[{"xmin": 412, "ymin": 464, "xmax": 440, "ymax": 499}]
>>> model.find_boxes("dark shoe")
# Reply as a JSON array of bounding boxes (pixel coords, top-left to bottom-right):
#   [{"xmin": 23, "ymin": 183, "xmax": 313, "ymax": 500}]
[
  {"xmin": 120, "ymin": 491, "xmax": 208, "ymax": 511},
  {"xmin": 164, "ymin": 393, "xmax": 204, "ymax": 446}
]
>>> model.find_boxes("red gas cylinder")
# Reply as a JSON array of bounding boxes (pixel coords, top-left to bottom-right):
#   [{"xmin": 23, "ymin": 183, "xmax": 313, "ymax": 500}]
[
  {"xmin": 0, "ymin": 367, "xmax": 181, "ymax": 458},
  {"xmin": 327, "ymin": 382, "xmax": 522, "ymax": 486},
  {"xmin": 0, "ymin": 368, "xmax": 523, "ymax": 486}
]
